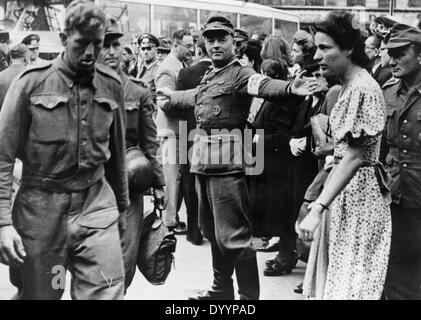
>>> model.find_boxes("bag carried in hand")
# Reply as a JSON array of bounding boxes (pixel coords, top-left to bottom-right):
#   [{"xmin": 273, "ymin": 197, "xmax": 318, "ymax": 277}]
[
  {"xmin": 137, "ymin": 208, "xmax": 177, "ymax": 285},
  {"xmin": 310, "ymin": 114, "xmax": 333, "ymax": 158}
]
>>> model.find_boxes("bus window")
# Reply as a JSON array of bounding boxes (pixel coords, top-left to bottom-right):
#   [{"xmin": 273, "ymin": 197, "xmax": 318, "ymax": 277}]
[
  {"xmin": 153, "ymin": 5, "xmax": 197, "ymax": 37},
  {"xmin": 101, "ymin": 0, "xmax": 149, "ymax": 41},
  {"xmin": 200, "ymin": 10, "xmax": 237, "ymax": 28},
  {"xmin": 274, "ymin": 19, "xmax": 299, "ymax": 43},
  {"xmin": 240, "ymin": 14, "xmax": 272, "ymax": 36}
]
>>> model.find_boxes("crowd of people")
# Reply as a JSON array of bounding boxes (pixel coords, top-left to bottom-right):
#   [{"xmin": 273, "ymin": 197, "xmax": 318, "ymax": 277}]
[{"xmin": 0, "ymin": 0, "xmax": 419, "ymax": 300}]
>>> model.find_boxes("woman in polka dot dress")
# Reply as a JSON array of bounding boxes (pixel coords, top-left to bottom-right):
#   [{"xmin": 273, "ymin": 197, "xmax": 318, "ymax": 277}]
[{"xmin": 298, "ymin": 11, "xmax": 391, "ymax": 300}]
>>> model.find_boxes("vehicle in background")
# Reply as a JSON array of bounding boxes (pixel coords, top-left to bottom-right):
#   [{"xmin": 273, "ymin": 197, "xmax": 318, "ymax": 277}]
[
  {"xmin": 0, "ymin": 0, "xmax": 300, "ymax": 59},
  {"xmin": 0, "ymin": 0, "xmax": 70, "ymax": 59},
  {"xmin": 98, "ymin": 0, "xmax": 300, "ymax": 45}
]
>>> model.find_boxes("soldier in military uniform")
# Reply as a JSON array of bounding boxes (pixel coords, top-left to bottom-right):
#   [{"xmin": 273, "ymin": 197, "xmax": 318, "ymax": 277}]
[
  {"xmin": 136, "ymin": 33, "xmax": 161, "ymax": 103},
  {"xmin": 382, "ymin": 24, "xmax": 421, "ymax": 300},
  {"xmin": 21, "ymin": 34, "xmax": 47, "ymax": 66},
  {"xmin": 99, "ymin": 22, "xmax": 167, "ymax": 291},
  {"xmin": 158, "ymin": 16, "xmax": 313, "ymax": 300},
  {"xmin": 233, "ymin": 28, "xmax": 249, "ymax": 60},
  {"xmin": 0, "ymin": 0, "xmax": 129, "ymax": 300}
]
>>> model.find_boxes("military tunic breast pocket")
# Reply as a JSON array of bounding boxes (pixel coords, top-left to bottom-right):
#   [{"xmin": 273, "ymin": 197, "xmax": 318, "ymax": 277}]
[
  {"xmin": 210, "ymin": 84, "xmax": 232, "ymax": 99},
  {"xmin": 29, "ymin": 95, "xmax": 70, "ymax": 144},
  {"xmin": 92, "ymin": 97, "xmax": 118, "ymax": 142}
]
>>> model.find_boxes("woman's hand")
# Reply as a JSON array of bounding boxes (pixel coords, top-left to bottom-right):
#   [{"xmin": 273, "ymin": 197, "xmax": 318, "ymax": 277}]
[{"xmin": 298, "ymin": 202, "xmax": 324, "ymax": 241}]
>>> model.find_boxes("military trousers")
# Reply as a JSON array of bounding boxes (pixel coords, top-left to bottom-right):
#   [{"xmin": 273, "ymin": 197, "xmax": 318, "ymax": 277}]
[
  {"xmin": 120, "ymin": 193, "xmax": 143, "ymax": 291},
  {"xmin": 159, "ymin": 136, "xmax": 182, "ymax": 227},
  {"xmin": 384, "ymin": 204, "xmax": 421, "ymax": 300},
  {"xmin": 195, "ymin": 173, "xmax": 255, "ymax": 260},
  {"xmin": 10, "ymin": 178, "xmax": 125, "ymax": 300}
]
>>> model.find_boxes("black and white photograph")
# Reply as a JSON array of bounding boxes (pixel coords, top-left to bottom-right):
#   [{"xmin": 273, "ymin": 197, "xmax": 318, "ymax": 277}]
[{"xmin": 0, "ymin": 0, "xmax": 420, "ymax": 305}]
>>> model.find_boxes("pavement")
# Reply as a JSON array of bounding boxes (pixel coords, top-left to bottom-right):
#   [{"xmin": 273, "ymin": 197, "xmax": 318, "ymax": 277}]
[{"xmin": 0, "ymin": 197, "xmax": 305, "ymax": 300}]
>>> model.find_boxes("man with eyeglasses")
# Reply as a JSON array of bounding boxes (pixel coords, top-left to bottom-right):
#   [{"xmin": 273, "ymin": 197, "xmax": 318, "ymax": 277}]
[
  {"xmin": 136, "ymin": 33, "xmax": 160, "ymax": 103},
  {"xmin": 21, "ymin": 34, "xmax": 47, "ymax": 66},
  {"xmin": 365, "ymin": 35, "xmax": 392, "ymax": 87},
  {"xmin": 155, "ymin": 29, "xmax": 194, "ymax": 234}
]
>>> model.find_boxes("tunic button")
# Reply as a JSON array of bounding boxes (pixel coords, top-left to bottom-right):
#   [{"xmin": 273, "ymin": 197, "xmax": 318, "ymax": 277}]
[
  {"xmin": 197, "ymin": 116, "xmax": 201, "ymax": 120},
  {"xmin": 403, "ymin": 134, "xmax": 408, "ymax": 139},
  {"xmin": 81, "ymin": 119, "xmax": 87, "ymax": 125},
  {"xmin": 403, "ymin": 149, "xmax": 408, "ymax": 154},
  {"xmin": 403, "ymin": 163, "xmax": 408, "ymax": 168},
  {"xmin": 213, "ymin": 105, "xmax": 221, "ymax": 116},
  {"xmin": 403, "ymin": 119, "xmax": 408, "ymax": 124}
]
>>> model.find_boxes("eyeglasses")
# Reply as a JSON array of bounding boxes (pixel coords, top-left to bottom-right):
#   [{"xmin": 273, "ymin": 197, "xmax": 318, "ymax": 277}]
[
  {"xmin": 178, "ymin": 42, "xmax": 193, "ymax": 50},
  {"xmin": 140, "ymin": 46, "xmax": 154, "ymax": 51},
  {"xmin": 157, "ymin": 50, "xmax": 169, "ymax": 55}
]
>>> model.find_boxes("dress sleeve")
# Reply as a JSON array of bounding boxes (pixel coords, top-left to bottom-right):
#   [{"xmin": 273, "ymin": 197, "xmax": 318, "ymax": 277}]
[{"xmin": 333, "ymin": 85, "xmax": 386, "ymax": 142}]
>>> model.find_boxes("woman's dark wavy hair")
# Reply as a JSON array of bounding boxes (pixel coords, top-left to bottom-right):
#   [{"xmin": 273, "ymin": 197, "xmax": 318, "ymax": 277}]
[
  {"xmin": 314, "ymin": 10, "xmax": 370, "ymax": 69},
  {"xmin": 261, "ymin": 58, "xmax": 289, "ymax": 80},
  {"xmin": 240, "ymin": 39, "xmax": 263, "ymax": 73}
]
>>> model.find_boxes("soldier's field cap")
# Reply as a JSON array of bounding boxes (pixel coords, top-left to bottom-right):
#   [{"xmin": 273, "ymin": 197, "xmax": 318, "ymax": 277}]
[
  {"xmin": 138, "ymin": 33, "xmax": 159, "ymax": 47},
  {"xmin": 104, "ymin": 17, "xmax": 123, "ymax": 43},
  {"xmin": 0, "ymin": 31, "xmax": 10, "ymax": 43},
  {"xmin": 158, "ymin": 37, "xmax": 172, "ymax": 52},
  {"xmin": 21, "ymin": 34, "xmax": 40, "ymax": 49},
  {"xmin": 234, "ymin": 29, "xmax": 249, "ymax": 42},
  {"xmin": 203, "ymin": 16, "xmax": 234, "ymax": 37},
  {"xmin": 384, "ymin": 23, "xmax": 421, "ymax": 49}
]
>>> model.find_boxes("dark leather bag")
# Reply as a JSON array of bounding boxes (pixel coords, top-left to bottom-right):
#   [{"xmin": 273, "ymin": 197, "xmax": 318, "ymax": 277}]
[
  {"xmin": 310, "ymin": 114, "xmax": 333, "ymax": 158},
  {"xmin": 137, "ymin": 208, "xmax": 177, "ymax": 285}
]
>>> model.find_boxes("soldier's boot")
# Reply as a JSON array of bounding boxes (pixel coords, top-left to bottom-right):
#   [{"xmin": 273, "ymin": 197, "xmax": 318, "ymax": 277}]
[
  {"xmin": 234, "ymin": 255, "xmax": 260, "ymax": 300},
  {"xmin": 188, "ymin": 243, "xmax": 235, "ymax": 300}
]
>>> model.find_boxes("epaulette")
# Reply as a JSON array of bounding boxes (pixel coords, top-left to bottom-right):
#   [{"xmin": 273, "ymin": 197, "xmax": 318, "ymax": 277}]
[
  {"xmin": 96, "ymin": 63, "xmax": 122, "ymax": 84},
  {"xmin": 382, "ymin": 77, "xmax": 400, "ymax": 90},
  {"xmin": 18, "ymin": 61, "xmax": 53, "ymax": 80}
]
